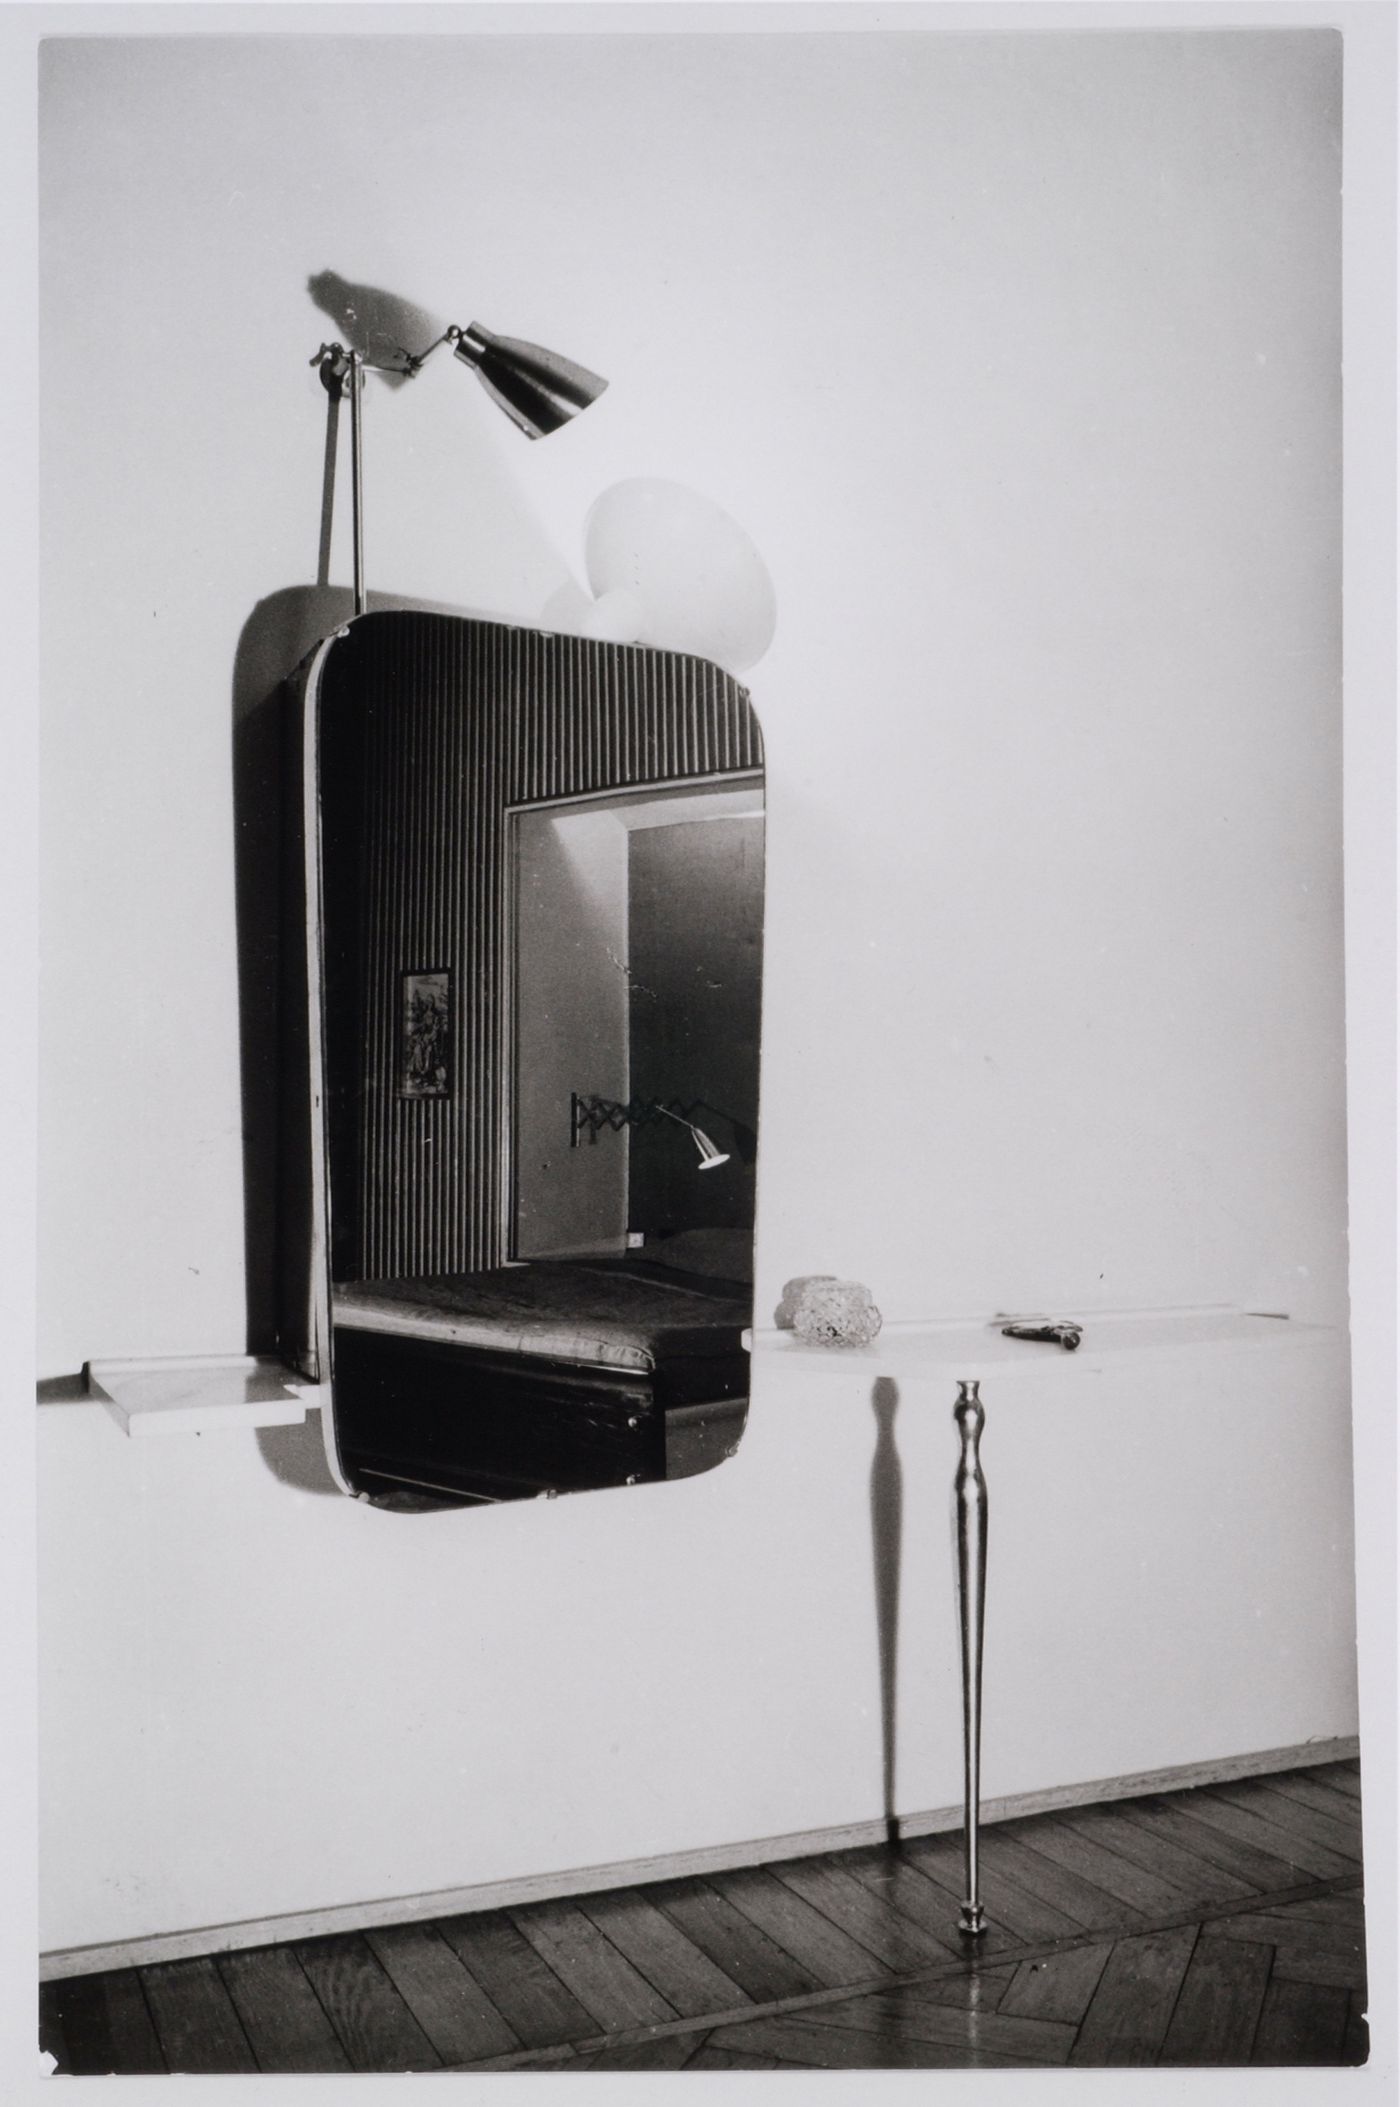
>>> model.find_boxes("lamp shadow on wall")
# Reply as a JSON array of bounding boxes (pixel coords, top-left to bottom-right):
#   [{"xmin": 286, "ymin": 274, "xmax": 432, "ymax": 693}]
[
  {"xmin": 870, "ymin": 1375, "xmax": 904, "ymax": 1845},
  {"xmin": 306, "ymin": 269, "xmax": 445, "ymax": 378}
]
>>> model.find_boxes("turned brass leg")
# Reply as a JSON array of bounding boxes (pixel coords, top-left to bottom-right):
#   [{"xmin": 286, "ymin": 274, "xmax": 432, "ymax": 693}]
[{"xmin": 953, "ymin": 1379, "xmax": 988, "ymax": 1936}]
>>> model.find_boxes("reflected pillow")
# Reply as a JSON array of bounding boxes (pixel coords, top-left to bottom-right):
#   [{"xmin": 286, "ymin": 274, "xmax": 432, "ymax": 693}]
[{"xmin": 649, "ymin": 1227, "xmax": 754, "ymax": 1285}]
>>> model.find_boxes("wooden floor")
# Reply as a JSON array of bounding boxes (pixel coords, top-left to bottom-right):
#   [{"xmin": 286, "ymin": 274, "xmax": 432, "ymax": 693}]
[{"xmin": 40, "ymin": 1759, "xmax": 1368, "ymax": 2073}]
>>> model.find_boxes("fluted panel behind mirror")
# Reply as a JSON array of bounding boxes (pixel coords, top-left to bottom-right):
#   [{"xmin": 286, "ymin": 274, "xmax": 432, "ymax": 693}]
[{"xmin": 315, "ymin": 612, "xmax": 763, "ymax": 1283}]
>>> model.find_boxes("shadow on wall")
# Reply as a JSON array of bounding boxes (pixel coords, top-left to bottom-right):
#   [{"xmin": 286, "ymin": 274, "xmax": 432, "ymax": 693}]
[
  {"xmin": 38, "ymin": 1368, "xmax": 343, "ymax": 1495},
  {"xmin": 231, "ymin": 585, "xmax": 484, "ymax": 1356},
  {"xmin": 306, "ymin": 270, "xmax": 445, "ymax": 378},
  {"xmin": 255, "ymin": 1411, "xmax": 342, "ymax": 1496},
  {"xmin": 870, "ymin": 1375, "xmax": 903, "ymax": 1844}
]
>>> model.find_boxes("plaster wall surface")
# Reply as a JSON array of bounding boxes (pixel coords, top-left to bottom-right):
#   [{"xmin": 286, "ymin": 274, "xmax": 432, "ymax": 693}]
[
  {"xmin": 39, "ymin": 1323, "xmax": 1355, "ymax": 1957},
  {"xmin": 39, "ymin": 27, "xmax": 1347, "ymax": 1357},
  {"xmin": 36, "ymin": 27, "xmax": 1359, "ymax": 1959}
]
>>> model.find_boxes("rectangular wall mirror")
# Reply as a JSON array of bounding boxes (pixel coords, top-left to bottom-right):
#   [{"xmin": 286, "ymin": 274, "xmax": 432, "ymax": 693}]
[{"xmin": 280, "ymin": 610, "xmax": 765, "ymax": 1510}]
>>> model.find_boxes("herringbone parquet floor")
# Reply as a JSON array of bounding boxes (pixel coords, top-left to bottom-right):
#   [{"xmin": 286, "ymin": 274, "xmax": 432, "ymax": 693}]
[{"xmin": 40, "ymin": 1758, "xmax": 1367, "ymax": 2072}]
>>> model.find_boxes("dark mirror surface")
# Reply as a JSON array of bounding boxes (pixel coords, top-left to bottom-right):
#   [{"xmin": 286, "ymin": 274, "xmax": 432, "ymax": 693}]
[{"xmin": 282, "ymin": 610, "xmax": 764, "ymax": 1509}]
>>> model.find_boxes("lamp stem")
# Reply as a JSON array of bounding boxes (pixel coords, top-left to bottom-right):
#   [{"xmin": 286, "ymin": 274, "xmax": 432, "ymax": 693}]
[
  {"xmin": 349, "ymin": 350, "xmax": 366, "ymax": 616},
  {"xmin": 316, "ymin": 380, "xmax": 341, "ymax": 592}
]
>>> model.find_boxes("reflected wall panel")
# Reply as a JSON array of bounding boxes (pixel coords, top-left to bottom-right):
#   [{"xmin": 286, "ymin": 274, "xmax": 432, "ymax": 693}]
[{"xmin": 316, "ymin": 611, "xmax": 761, "ymax": 1282}]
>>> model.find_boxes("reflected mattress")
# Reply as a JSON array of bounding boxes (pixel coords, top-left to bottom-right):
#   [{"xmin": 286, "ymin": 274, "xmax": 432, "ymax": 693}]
[
  {"xmin": 332, "ymin": 1255, "xmax": 750, "ymax": 1373},
  {"xmin": 329, "ymin": 1248, "xmax": 752, "ymax": 1503}
]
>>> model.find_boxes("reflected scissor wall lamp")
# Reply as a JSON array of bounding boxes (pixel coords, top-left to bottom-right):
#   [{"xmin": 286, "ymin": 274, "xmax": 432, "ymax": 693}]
[
  {"xmin": 310, "ymin": 321, "xmax": 608, "ymax": 616},
  {"xmin": 570, "ymin": 1095, "xmax": 732, "ymax": 1171}
]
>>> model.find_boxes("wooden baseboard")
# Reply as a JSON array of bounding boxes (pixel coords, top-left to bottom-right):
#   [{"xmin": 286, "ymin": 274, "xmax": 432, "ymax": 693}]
[{"xmin": 38, "ymin": 1734, "xmax": 1360, "ymax": 1981}]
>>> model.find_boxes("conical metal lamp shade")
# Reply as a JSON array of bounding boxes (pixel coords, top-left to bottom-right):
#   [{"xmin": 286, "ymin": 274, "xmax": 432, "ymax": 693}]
[
  {"xmin": 691, "ymin": 1127, "xmax": 731, "ymax": 1172},
  {"xmin": 453, "ymin": 321, "xmax": 608, "ymax": 439},
  {"xmin": 655, "ymin": 1101, "xmax": 731, "ymax": 1171}
]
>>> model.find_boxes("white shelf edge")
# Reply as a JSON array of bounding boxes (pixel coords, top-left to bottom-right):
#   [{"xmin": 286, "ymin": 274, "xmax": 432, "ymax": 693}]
[{"xmin": 744, "ymin": 1305, "xmax": 1340, "ymax": 1373}]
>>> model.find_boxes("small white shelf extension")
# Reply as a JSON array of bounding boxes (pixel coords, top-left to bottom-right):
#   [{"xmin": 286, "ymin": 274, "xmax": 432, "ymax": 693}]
[{"xmin": 84, "ymin": 1356, "xmax": 321, "ymax": 1438}]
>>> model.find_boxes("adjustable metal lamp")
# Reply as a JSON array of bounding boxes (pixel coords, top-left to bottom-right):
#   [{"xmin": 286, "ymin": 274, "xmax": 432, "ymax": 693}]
[
  {"xmin": 311, "ymin": 320, "xmax": 608, "ymax": 615},
  {"xmin": 569, "ymin": 1094, "xmax": 733, "ymax": 1171},
  {"xmin": 655, "ymin": 1104, "xmax": 731, "ymax": 1172},
  {"xmin": 403, "ymin": 323, "xmax": 608, "ymax": 437}
]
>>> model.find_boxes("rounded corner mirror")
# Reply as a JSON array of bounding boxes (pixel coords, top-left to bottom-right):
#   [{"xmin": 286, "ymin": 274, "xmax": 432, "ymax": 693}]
[{"xmin": 281, "ymin": 611, "xmax": 764, "ymax": 1513}]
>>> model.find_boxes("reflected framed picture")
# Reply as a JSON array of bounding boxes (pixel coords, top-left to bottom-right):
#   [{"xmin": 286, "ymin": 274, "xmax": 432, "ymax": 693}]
[{"xmin": 399, "ymin": 969, "xmax": 452, "ymax": 1098}]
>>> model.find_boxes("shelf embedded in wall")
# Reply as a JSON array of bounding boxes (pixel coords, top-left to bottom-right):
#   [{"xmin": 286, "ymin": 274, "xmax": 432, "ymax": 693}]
[{"xmin": 84, "ymin": 1356, "xmax": 313, "ymax": 1437}]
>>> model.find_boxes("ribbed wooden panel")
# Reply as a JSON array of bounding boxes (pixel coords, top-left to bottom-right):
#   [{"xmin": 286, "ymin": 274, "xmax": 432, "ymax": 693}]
[{"xmin": 318, "ymin": 612, "xmax": 762, "ymax": 1281}]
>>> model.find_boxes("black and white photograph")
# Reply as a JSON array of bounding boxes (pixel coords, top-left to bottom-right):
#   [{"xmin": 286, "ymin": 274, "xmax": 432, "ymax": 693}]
[{"xmin": 8, "ymin": 2, "xmax": 1395, "ymax": 2097}]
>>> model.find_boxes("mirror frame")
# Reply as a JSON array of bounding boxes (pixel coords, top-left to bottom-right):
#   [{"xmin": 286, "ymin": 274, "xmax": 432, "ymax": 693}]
[{"xmin": 278, "ymin": 609, "xmax": 765, "ymax": 1500}]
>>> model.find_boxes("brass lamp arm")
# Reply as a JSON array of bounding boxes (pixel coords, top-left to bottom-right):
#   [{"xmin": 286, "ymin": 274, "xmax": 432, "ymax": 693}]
[{"xmin": 401, "ymin": 328, "xmax": 459, "ymax": 376}]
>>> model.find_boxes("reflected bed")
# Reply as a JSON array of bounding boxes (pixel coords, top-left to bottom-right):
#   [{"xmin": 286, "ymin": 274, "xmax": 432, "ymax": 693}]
[{"xmin": 328, "ymin": 1232, "xmax": 752, "ymax": 1506}]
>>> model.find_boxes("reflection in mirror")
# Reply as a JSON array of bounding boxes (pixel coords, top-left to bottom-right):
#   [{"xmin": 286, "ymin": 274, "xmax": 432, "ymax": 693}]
[
  {"xmin": 512, "ymin": 781, "xmax": 763, "ymax": 1259},
  {"xmin": 281, "ymin": 611, "xmax": 764, "ymax": 1511}
]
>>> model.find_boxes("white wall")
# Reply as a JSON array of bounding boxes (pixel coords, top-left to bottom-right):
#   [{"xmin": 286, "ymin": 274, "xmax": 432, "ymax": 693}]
[
  {"xmin": 36, "ymin": 26, "xmax": 1361, "ymax": 1960},
  {"xmin": 39, "ymin": 26, "xmax": 1347, "ymax": 1364},
  {"xmin": 39, "ymin": 1324, "xmax": 1355, "ymax": 1960}
]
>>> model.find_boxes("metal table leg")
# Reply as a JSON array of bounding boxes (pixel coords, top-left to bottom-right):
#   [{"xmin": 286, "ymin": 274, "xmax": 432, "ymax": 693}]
[{"xmin": 953, "ymin": 1378, "xmax": 988, "ymax": 1936}]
